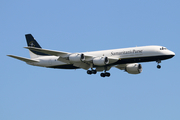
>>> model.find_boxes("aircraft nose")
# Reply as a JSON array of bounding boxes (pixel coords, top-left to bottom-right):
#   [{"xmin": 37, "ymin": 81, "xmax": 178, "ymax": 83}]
[
  {"xmin": 172, "ymin": 52, "xmax": 175, "ymax": 57},
  {"xmin": 169, "ymin": 50, "xmax": 175, "ymax": 58}
]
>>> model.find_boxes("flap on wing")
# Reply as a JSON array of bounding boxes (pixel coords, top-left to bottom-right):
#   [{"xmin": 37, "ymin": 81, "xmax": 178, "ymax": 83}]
[
  {"xmin": 73, "ymin": 62, "xmax": 90, "ymax": 70},
  {"xmin": 24, "ymin": 47, "xmax": 70, "ymax": 56},
  {"xmin": 115, "ymin": 64, "xmax": 127, "ymax": 70},
  {"xmin": 7, "ymin": 55, "xmax": 39, "ymax": 63}
]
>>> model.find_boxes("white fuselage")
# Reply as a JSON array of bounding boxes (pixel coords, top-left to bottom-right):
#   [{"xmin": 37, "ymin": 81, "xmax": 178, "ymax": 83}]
[{"xmin": 28, "ymin": 45, "xmax": 175, "ymax": 68}]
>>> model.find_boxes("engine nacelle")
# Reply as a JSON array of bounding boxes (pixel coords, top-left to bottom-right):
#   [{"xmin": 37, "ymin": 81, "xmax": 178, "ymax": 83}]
[
  {"xmin": 125, "ymin": 63, "xmax": 142, "ymax": 74},
  {"xmin": 69, "ymin": 53, "xmax": 85, "ymax": 62},
  {"xmin": 93, "ymin": 57, "xmax": 109, "ymax": 66}
]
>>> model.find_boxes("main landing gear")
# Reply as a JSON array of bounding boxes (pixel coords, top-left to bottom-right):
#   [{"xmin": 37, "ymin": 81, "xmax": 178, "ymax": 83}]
[
  {"xmin": 87, "ymin": 69, "xmax": 111, "ymax": 77},
  {"xmin": 87, "ymin": 69, "xmax": 97, "ymax": 75},
  {"xmin": 156, "ymin": 60, "xmax": 161, "ymax": 69},
  {"xmin": 100, "ymin": 72, "xmax": 110, "ymax": 77}
]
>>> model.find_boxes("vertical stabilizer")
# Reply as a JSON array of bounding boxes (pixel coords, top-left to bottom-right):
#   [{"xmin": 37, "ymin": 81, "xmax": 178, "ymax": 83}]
[{"xmin": 25, "ymin": 34, "xmax": 49, "ymax": 59}]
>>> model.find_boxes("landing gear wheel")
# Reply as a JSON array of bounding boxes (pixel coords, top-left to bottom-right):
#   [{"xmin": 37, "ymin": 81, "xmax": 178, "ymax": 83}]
[
  {"xmin": 105, "ymin": 72, "xmax": 110, "ymax": 77},
  {"xmin": 87, "ymin": 70, "xmax": 92, "ymax": 75},
  {"xmin": 100, "ymin": 72, "xmax": 110, "ymax": 77},
  {"xmin": 157, "ymin": 65, "xmax": 161, "ymax": 69},
  {"xmin": 92, "ymin": 70, "xmax": 97, "ymax": 74},
  {"xmin": 87, "ymin": 69, "xmax": 97, "ymax": 75},
  {"xmin": 100, "ymin": 73, "xmax": 105, "ymax": 77}
]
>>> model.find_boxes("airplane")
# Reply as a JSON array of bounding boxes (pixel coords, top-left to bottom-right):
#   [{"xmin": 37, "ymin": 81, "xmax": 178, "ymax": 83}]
[{"xmin": 7, "ymin": 34, "xmax": 175, "ymax": 77}]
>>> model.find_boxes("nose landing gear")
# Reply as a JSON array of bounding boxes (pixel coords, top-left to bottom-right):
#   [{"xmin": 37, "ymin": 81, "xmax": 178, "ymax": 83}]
[
  {"xmin": 157, "ymin": 65, "xmax": 161, "ymax": 69},
  {"xmin": 156, "ymin": 60, "xmax": 161, "ymax": 69}
]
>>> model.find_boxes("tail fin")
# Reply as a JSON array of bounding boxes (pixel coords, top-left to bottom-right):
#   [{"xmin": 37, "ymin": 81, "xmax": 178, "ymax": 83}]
[
  {"xmin": 26, "ymin": 34, "xmax": 42, "ymax": 48},
  {"xmin": 25, "ymin": 34, "xmax": 49, "ymax": 58}
]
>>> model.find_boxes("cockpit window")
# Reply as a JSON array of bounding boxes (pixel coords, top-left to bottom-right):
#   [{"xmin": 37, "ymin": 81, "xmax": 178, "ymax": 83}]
[{"xmin": 160, "ymin": 47, "xmax": 167, "ymax": 50}]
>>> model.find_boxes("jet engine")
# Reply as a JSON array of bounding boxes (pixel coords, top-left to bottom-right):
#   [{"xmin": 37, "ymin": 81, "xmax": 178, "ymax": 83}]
[
  {"xmin": 125, "ymin": 63, "xmax": 142, "ymax": 74},
  {"xmin": 93, "ymin": 56, "xmax": 109, "ymax": 66},
  {"xmin": 69, "ymin": 53, "xmax": 85, "ymax": 62}
]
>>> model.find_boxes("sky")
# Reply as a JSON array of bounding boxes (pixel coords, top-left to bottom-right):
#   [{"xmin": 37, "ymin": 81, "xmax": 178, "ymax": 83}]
[{"xmin": 1, "ymin": 0, "xmax": 180, "ymax": 120}]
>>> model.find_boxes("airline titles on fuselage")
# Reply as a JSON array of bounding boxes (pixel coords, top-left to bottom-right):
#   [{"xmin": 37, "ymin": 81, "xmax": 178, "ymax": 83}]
[{"xmin": 111, "ymin": 49, "xmax": 143, "ymax": 56}]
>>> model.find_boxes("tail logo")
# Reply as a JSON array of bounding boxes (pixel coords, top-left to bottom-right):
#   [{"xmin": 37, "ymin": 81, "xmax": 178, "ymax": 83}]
[{"xmin": 29, "ymin": 41, "xmax": 35, "ymax": 47}]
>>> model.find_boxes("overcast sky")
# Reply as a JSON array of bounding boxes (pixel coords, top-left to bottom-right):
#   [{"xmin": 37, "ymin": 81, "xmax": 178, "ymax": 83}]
[{"xmin": 1, "ymin": 0, "xmax": 180, "ymax": 120}]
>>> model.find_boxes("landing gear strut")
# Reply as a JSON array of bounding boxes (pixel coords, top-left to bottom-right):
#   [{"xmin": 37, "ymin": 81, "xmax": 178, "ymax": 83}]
[{"xmin": 156, "ymin": 60, "xmax": 161, "ymax": 69}]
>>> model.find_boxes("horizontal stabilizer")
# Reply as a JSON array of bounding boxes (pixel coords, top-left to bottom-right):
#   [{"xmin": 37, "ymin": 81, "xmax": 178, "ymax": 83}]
[
  {"xmin": 24, "ymin": 47, "xmax": 70, "ymax": 57},
  {"xmin": 7, "ymin": 55, "xmax": 39, "ymax": 63}
]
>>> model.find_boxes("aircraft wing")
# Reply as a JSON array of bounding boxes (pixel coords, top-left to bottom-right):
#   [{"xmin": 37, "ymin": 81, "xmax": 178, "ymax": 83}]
[
  {"xmin": 7, "ymin": 55, "xmax": 39, "ymax": 63},
  {"xmin": 24, "ymin": 47, "xmax": 70, "ymax": 57},
  {"xmin": 115, "ymin": 64, "xmax": 126, "ymax": 70},
  {"xmin": 24, "ymin": 47, "xmax": 119, "ymax": 69}
]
